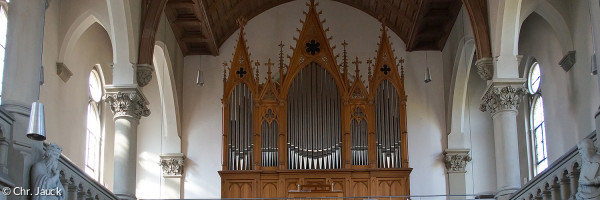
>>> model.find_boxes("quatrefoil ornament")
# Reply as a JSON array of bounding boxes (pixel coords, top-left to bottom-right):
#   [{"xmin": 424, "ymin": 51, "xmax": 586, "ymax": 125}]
[{"xmin": 305, "ymin": 40, "xmax": 321, "ymax": 55}]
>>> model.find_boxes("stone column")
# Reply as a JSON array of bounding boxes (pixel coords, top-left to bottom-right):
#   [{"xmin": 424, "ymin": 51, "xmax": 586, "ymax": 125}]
[
  {"xmin": 444, "ymin": 149, "xmax": 471, "ymax": 199},
  {"xmin": 589, "ymin": 0, "xmax": 600, "ymax": 147},
  {"xmin": 104, "ymin": 86, "xmax": 150, "ymax": 200},
  {"xmin": 480, "ymin": 79, "xmax": 527, "ymax": 200},
  {"xmin": 159, "ymin": 153, "xmax": 184, "ymax": 199},
  {"xmin": 1, "ymin": 1, "xmax": 50, "ymax": 199}
]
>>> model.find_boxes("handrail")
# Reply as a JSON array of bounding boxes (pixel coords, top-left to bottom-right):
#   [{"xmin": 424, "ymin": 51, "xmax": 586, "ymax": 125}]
[{"xmin": 58, "ymin": 154, "xmax": 118, "ymax": 200}]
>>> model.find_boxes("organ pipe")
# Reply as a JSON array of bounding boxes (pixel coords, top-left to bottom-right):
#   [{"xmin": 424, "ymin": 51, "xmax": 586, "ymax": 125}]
[
  {"xmin": 261, "ymin": 110, "xmax": 278, "ymax": 167},
  {"xmin": 228, "ymin": 84, "xmax": 253, "ymax": 170},
  {"xmin": 375, "ymin": 80, "xmax": 401, "ymax": 168},
  {"xmin": 287, "ymin": 62, "xmax": 341, "ymax": 169}
]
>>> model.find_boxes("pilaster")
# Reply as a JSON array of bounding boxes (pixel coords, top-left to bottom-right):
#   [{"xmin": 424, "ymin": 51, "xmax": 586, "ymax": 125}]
[
  {"xmin": 159, "ymin": 153, "xmax": 184, "ymax": 199},
  {"xmin": 444, "ymin": 149, "xmax": 471, "ymax": 199}
]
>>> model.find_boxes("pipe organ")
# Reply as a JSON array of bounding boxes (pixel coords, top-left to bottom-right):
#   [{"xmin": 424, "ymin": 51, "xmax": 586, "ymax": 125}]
[{"xmin": 219, "ymin": 1, "xmax": 411, "ymax": 198}]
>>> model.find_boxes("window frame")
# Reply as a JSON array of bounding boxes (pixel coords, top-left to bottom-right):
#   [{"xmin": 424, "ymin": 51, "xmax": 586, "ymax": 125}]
[
  {"xmin": 85, "ymin": 67, "xmax": 104, "ymax": 182},
  {"xmin": 526, "ymin": 61, "xmax": 548, "ymax": 176}
]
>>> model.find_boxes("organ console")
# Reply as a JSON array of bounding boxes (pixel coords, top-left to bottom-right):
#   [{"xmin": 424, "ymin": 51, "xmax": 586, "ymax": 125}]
[{"xmin": 219, "ymin": 1, "xmax": 411, "ymax": 198}]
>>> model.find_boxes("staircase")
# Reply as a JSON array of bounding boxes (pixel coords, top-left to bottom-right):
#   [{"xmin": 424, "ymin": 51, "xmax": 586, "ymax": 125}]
[
  {"xmin": 509, "ymin": 132, "xmax": 596, "ymax": 200},
  {"xmin": 57, "ymin": 155, "xmax": 118, "ymax": 200}
]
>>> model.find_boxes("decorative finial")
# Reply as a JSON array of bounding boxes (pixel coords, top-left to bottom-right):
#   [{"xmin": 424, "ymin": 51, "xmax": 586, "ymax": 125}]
[
  {"xmin": 278, "ymin": 41, "xmax": 285, "ymax": 82},
  {"xmin": 399, "ymin": 57, "xmax": 405, "ymax": 80},
  {"xmin": 367, "ymin": 58, "xmax": 373, "ymax": 81},
  {"xmin": 254, "ymin": 61, "xmax": 260, "ymax": 82},
  {"xmin": 222, "ymin": 61, "xmax": 228, "ymax": 83},
  {"xmin": 352, "ymin": 57, "xmax": 362, "ymax": 80},
  {"xmin": 342, "ymin": 40, "xmax": 348, "ymax": 80},
  {"xmin": 266, "ymin": 59, "xmax": 274, "ymax": 80},
  {"xmin": 236, "ymin": 16, "xmax": 247, "ymax": 29}
]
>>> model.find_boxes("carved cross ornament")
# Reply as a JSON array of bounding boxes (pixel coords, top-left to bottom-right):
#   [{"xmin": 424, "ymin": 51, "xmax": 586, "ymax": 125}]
[
  {"xmin": 236, "ymin": 67, "xmax": 248, "ymax": 78},
  {"xmin": 160, "ymin": 153, "xmax": 185, "ymax": 178},
  {"xmin": 443, "ymin": 149, "xmax": 471, "ymax": 173},
  {"xmin": 380, "ymin": 64, "xmax": 391, "ymax": 75}
]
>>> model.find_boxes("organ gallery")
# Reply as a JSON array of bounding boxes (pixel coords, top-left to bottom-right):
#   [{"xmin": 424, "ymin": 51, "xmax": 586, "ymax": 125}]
[{"xmin": 219, "ymin": 1, "xmax": 411, "ymax": 198}]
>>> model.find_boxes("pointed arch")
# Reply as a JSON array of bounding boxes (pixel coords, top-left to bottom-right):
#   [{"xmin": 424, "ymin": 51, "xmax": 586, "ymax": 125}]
[
  {"xmin": 57, "ymin": 13, "xmax": 106, "ymax": 63},
  {"xmin": 447, "ymin": 37, "xmax": 476, "ymax": 147}
]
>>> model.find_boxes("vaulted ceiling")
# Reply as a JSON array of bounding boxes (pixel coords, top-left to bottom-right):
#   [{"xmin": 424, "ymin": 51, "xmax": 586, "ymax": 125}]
[{"xmin": 163, "ymin": 0, "xmax": 462, "ymax": 56}]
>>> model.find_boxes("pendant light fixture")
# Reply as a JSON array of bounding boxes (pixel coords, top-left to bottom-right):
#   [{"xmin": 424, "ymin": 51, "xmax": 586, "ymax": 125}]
[
  {"xmin": 27, "ymin": 2, "xmax": 48, "ymax": 141},
  {"xmin": 588, "ymin": 0, "xmax": 599, "ymax": 75},
  {"xmin": 196, "ymin": 65, "xmax": 204, "ymax": 87},
  {"xmin": 424, "ymin": 51, "xmax": 432, "ymax": 83}
]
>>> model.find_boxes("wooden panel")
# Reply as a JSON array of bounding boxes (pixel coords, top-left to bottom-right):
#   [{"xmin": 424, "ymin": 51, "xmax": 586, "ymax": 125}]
[
  {"xmin": 262, "ymin": 182, "xmax": 278, "ymax": 198},
  {"xmin": 219, "ymin": 169, "xmax": 411, "ymax": 198},
  {"xmin": 351, "ymin": 181, "xmax": 369, "ymax": 197}
]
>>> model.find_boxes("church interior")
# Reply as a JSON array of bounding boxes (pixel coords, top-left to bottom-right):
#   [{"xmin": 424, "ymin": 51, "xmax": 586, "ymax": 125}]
[{"xmin": 1, "ymin": 0, "xmax": 600, "ymax": 199}]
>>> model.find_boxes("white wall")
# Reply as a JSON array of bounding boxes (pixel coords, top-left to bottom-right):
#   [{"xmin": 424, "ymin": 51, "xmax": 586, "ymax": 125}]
[
  {"xmin": 517, "ymin": 0, "xmax": 599, "ymax": 167},
  {"xmin": 37, "ymin": 0, "xmax": 183, "ymax": 193},
  {"xmin": 442, "ymin": 8, "xmax": 497, "ymax": 195},
  {"xmin": 181, "ymin": 0, "xmax": 447, "ymax": 198}
]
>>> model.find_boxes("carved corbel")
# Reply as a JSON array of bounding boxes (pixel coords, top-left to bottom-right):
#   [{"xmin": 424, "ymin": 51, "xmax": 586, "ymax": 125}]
[
  {"xmin": 475, "ymin": 57, "xmax": 493, "ymax": 80},
  {"xmin": 160, "ymin": 153, "xmax": 185, "ymax": 178},
  {"xmin": 56, "ymin": 63, "xmax": 73, "ymax": 83},
  {"xmin": 136, "ymin": 64, "xmax": 154, "ymax": 87},
  {"xmin": 443, "ymin": 149, "xmax": 471, "ymax": 173}
]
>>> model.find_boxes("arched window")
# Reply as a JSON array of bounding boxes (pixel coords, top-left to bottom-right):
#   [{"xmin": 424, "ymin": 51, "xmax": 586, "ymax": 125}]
[
  {"xmin": 528, "ymin": 62, "xmax": 547, "ymax": 175},
  {"xmin": 85, "ymin": 69, "xmax": 103, "ymax": 180},
  {"xmin": 0, "ymin": 0, "xmax": 9, "ymax": 103}
]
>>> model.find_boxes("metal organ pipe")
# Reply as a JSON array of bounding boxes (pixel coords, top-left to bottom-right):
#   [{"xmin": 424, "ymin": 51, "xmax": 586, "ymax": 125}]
[
  {"xmin": 351, "ymin": 108, "xmax": 368, "ymax": 165},
  {"xmin": 375, "ymin": 80, "xmax": 401, "ymax": 168},
  {"xmin": 287, "ymin": 63, "xmax": 341, "ymax": 169},
  {"xmin": 261, "ymin": 115, "xmax": 278, "ymax": 167},
  {"xmin": 228, "ymin": 84, "xmax": 253, "ymax": 170}
]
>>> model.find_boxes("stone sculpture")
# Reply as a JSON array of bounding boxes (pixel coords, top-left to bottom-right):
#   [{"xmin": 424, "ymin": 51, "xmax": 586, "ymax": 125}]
[
  {"xmin": 577, "ymin": 139, "xmax": 600, "ymax": 200},
  {"xmin": 31, "ymin": 143, "xmax": 65, "ymax": 200}
]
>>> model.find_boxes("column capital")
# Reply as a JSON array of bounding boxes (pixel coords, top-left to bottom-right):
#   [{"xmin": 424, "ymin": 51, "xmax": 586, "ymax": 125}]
[
  {"xmin": 480, "ymin": 79, "xmax": 528, "ymax": 115},
  {"xmin": 475, "ymin": 57, "xmax": 494, "ymax": 80},
  {"xmin": 136, "ymin": 64, "xmax": 154, "ymax": 87},
  {"xmin": 160, "ymin": 153, "xmax": 184, "ymax": 178},
  {"xmin": 444, "ymin": 148, "xmax": 471, "ymax": 173},
  {"xmin": 104, "ymin": 86, "xmax": 150, "ymax": 120}
]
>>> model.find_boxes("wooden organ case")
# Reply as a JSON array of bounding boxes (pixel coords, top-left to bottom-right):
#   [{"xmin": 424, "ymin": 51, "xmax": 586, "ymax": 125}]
[{"xmin": 219, "ymin": 1, "xmax": 411, "ymax": 198}]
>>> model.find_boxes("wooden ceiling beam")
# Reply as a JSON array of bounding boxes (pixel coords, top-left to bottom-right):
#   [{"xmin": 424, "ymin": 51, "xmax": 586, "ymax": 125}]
[
  {"xmin": 191, "ymin": 0, "xmax": 219, "ymax": 55},
  {"xmin": 436, "ymin": 0, "xmax": 462, "ymax": 49},
  {"xmin": 138, "ymin": 0, "xmax": 169, "ymax": 65},
  {"xmin": 406, "ymin": 0, "xmax": 429, "ymax": 51},
  {"xmin": 461, "ymin": 0, "xmax": 491, "ymax": 59}
]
